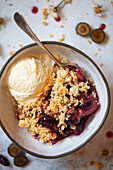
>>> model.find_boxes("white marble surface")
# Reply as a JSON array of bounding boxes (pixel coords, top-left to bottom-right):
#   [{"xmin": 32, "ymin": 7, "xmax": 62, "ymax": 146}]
[{"xmin": 0, "ymin": 0, "xmax": 113, "ymax": 169}]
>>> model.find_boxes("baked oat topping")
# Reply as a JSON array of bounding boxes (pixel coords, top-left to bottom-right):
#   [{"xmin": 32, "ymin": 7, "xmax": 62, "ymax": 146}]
[{"xmin": 14, "ymin": 56, "xmax": 100, "ymax": 145}]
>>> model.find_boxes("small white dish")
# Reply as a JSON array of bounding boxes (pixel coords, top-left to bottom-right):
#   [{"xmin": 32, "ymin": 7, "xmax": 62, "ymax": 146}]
[{"xmin": 0, "ymin": 42, "xmax": 110, "ymax": 158}]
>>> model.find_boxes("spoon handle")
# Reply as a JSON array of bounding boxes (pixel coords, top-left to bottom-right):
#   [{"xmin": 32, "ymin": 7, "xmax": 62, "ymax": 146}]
[{"xmin": 14, "ymin": 12, "xmax": 64, "ymax": 67}]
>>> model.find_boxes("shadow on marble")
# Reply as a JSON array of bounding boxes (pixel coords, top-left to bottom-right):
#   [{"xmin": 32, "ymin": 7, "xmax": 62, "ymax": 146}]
[
  {"xmin": 100, "ymin": 34, "xmax": 109, "ymax": 45},
  {"xmin": 0, "ymin": 45, "xmax": 5, "ymax": 58}
]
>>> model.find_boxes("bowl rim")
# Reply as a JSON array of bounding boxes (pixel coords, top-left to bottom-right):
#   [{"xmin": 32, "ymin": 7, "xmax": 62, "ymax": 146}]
[{"xmin": 0, "ymin": 41, "xmax": 110, "ymax": 159}]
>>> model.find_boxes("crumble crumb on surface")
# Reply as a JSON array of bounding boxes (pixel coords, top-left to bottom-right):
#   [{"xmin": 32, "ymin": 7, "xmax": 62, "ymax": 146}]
[
  {"xmin": 9, "ymin": 50, "xmax": 15, "ymax": 55},
  {"xmin": 9, "ymin": 3, "xmax": 13, "ymax": 6},
  {"xmin": 72, "ymin": 165, "xmax": 76, "ymax": 169},
  {"xmin": 49, "ymin": 34, "xmax": 53, "ymax": 37},
  {"xmin": 19, "ymin": 44, "xmax": 23, "ymax": 48},
  {"xmin": 87, "ymin": 40, "xmax": 92, "ymax": 44},
  {"xmin": 98, "ymin": 48, "xmax": 101, "ymax": 51},
  {"xmin": 65, "ymin": 0, "xmax": 72, "ymax": 3},
  {"xmin": 110, "ymin": 1, "xmax": 113, "ymax": 5},
  {"xmin": 57, "ymin": 34, "xmax": 65, "ymax": 42},
  {"xmin": 7, "ymin": 44, "xmax": 10, "ymax": 47},
  {"xmin": 95, "ymin": 162, "xmax": 103, "ymax": 169},
  {"xmin": 99, "ymin": 62, "xmax": 103, "ymax": 67},
  {"xmin": 42, "ymin": 21, "xmax": 48, "ymax": 26},
  {"xmin": 79, "ymin": 151, "xmax": 83, "ymax": 155},
  {"xmin": 12, "ymin": 46, "xmax": 15, "ymax": 48},
  {"xmin": 60, "ymin": 25, "xmax": 64, "ymax": 28},
  {"xmin": 83, "ymin": 164, "xmax": 87, "ymax": 167},
  {"xmin": 0, "ymin": 18, "xmax": 3, "ymax": 24},
  {"xmin": 94, "ymin": 52, "xmax": 98, "ymax": 56},
  {"xmin": 42, "ymin": 8, "xmax": 49, "ymax": 20}
]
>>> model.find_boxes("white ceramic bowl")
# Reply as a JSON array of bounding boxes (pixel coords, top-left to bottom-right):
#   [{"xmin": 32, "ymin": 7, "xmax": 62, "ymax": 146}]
[{"xmin": 0, "ymin": 42, "xmax": 110, "ymax": 159}]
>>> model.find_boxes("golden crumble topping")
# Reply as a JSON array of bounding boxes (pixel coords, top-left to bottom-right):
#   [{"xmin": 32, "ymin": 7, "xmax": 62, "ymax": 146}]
[{"xmin": 16, "ymin": 55, "xmax": 99, "ymax": 145}]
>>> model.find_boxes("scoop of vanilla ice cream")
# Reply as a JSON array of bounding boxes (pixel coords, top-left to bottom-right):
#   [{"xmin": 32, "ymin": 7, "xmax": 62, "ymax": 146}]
[{"xmin": 8, "ymin": 53, "xmax": 54, "ymax": 103}]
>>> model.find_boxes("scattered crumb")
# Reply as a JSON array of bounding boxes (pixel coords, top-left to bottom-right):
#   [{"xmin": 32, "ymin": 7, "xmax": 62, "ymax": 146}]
[
  {"xmin": 60, "ymin": 25, "xmax": 64, "ymax": 28},
  {"xmin": 42, "ymin": 21, "xmax": 48, "ymax": 26},
  {"xmin": 95, "ymin": 162, "xmax": 103, "ymax": 169},
  {"xmin": 65, "ymin": 17, "xmax": 67, "ymax": 21},
  {"xmin": 9, "ymin": 3, "xmax": 13, "ymax": 6},
  {"xmin": 87, "ymin": 40, "xmax": 92, "ymax": 44},
  {"xmin": 72, "ymin": 165, "xmax": 75, "ymax": 169},
  {"xmin": 9, "ymin": 50, "xmax": 15, "ymax": 55},
  {"xmin": 93, "ymin": 4, "xmax": 106, "ymax": 17},
  {"xmin": 65, "ymin": 0, "xmax": 72, "ymax": 3},
  {"xmin": 57, "ymin": 34, "xmax": 65, "ymax": 42},
  {"xmin": 99, "ymin": 62, "xmax": 103, "ymax": 67},
  {"xmin": 94, "ymin": 52, "xmax": 98, "ymax": 56},
  {"xmin": 98, "ymin": 48, "xmax": 101, "ymax": 51},
  {"xmin": 99, "ymin": 54, "xmax": 101, "ymax": 58},
  {"xmin": 43, "ymin": 8, "xmax": 48, "ymax": 20},
  {"xmin": 7, "ymin": 44, "xmax": 10, "ymax": 47},
  {"xmin": 79, "ymin": 151, "xmax": 83, "ymax": 155},
  {"xmin": 100, "ymin": 149, "xmax": 109, "ymax": 156},
  {"xmin": 49, "ymin": 34, "xmax": 53, "ymax": 37},
  {"xmin": 0, "ymin": 18, "xmax": 3, "ymax": 24},
  {"xmin": 46, "ymin": 0, "xmax": 49, "ymax": 2},
  {"xmin": 12, "ymin": 46, "xmax": 15, "ymax": 48},
  {"xmin": 110, "ymin": 1, "xmax": 113, "ymax": 5},
  {"xmin": 19, "ymin": 44, "xmax": 22, "ymax": 48},
  {"xmin": 90, "ymin": 161, "xmax": 94, "ymax": 165},
  {"xmin": 83, "ymin": 164, "xmax": 87, "ymax": 168}
]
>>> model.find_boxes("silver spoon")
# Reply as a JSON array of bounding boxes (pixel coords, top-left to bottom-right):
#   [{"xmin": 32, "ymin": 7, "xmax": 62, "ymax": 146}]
[{"xmin": 14, "ymin": 12, "xmax": 87, "ymax": 79}]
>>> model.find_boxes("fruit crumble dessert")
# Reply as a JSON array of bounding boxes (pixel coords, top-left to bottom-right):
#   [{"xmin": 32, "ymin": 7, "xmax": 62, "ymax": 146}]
[{"xmin": 7, "ymin": 53, "xmax": 100, "ymax": 145}]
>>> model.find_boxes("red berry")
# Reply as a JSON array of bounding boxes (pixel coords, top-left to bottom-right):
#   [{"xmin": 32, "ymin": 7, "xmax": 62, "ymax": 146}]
[
  {"xmin": 99, "ymin": 24, "xmax": 106, "ymax": 30},
  {"xmin": 106, "ymin": 131, "xmax": 113, "ymax": 138},
  {"xmin": 54, "ymin": 16, "xmax": 61, "ymax": 22},
  {"xmin": 31, "ymin": 6, "xmax": 38, "ymax": 14}
]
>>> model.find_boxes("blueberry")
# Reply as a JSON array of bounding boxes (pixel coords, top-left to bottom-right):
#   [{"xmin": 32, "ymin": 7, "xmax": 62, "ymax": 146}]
[
  {"xmin": 66, "ymin": 108, "xmax": 80, "ymax": 126},
  {"xmin": 66, "ymin": 84, "xmax": 71, "ymax": 89},
  {"xmin": 74, "ymin": 118, "xmax": 85, "ymax": 136},
  {"xmin": 39, "ymin": 115, "xmax": 55, "ymax": 128}
]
